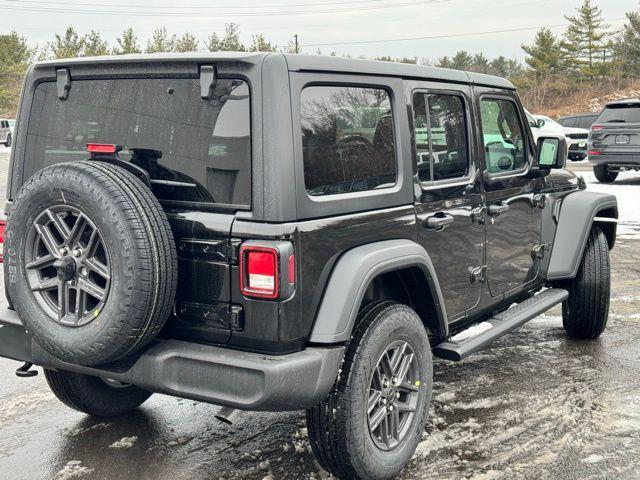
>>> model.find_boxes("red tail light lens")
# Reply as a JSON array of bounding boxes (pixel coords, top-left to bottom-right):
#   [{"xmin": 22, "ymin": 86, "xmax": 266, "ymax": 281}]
[
  {"xmin": 591, "ymin": 125, "xmax": 604, "ymax": 132},
  {"xmin": 588, "ymin": 150, "xmax": 601, "ymax": 156},
  {"xmin": 0, "ymin": 219, "xmax": 6, "ymax": 263},
  {"xmin": 239, "ymin": 241, "xmax": 295, "ymax": 300},
  {"xmin": 86, "ymin": 143, "xmax": 121, "ymax": 154}
]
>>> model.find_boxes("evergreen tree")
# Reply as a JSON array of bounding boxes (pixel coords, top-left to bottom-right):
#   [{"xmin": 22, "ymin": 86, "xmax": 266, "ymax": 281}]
[
  {"xmin": 614, "ymin": 7, "xmax": 640, "ymax": 76},
  {"xmin": 146, "ymin": 27, "xmax": 176, "ymax": 53},
  {"xmin": 471, "ymin": 53, "xmax": 491, "ymax": 74},
  {"xmin": 175, "ymin": 33, "xmax": 199, "ymax": 52},
  {"xmin": 83, "ymin": 30, "xmax": 109, "ymax": 57},
  {"xmin": 219, "ymin": 23, "xmax": 245, "ymax": 51},
  {"xmin": 52, "ymin": 26, "xmax": 84, "ymax": 59},
  {"xmin": 561, "ymin": 0, "xmax": 610, "ymax": 78},
  {"xmin": 436, "ymin": 56, "xmax": 452, "ymax": 69},
  {"xmin": 207, "ymin": 32, "xmax": 221, "ymax": 52},
  {"xmin": 522, "ymin": 28, "xmax": 565, "ymax": 79},
  {"xmin": 249, "ymin": 34, "xmax": 276, "ymax": 52},
  {"xmin": 114, "ymin": 28, "xmax": 141, "ymax": 55},
  {"xmin": 449, "ymin": 51, "xmax": 473, "ymax": 70},
  {"xmin": 0, "ymin": 31, "xmax": 33, "ymax": 116}
]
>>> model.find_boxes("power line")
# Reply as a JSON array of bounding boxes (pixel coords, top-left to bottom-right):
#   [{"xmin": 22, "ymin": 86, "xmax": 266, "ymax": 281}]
[
  {"xmin": 1, "ymin": 0, "xmax": 413, "ymax": 9},
  {"xmin": 302, "ymin": 17, "xmax": 628, "ymax": 47},
  {"xmin": 0, "ymin": 0, "xmax": 454, "ymax": 17}
]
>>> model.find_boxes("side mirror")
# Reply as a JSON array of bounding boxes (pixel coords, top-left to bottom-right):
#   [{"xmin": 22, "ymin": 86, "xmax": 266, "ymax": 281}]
[
  {"xmin": 536, "ymin": 118, "xmax": 546, "ymax": 128},
  {"xmin": 536, "ymin": 136, "xmax": 566, "ymax": 169}
]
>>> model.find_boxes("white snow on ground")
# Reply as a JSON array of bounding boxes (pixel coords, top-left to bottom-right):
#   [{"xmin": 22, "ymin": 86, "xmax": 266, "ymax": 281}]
[
  {"xmin": 109, "ymin": 436, "xmax": 138, "ymax": 448},
  {"xmin": 450, "ymin": 321, "xmax": 493, "ymax": 343},
  {"xmin": 0, "ymin": 146, "xmax": 10, "ymax": 154},
  {"xmin": 579, "ymin": 170, "xmax": 640, "ymax": 240}
]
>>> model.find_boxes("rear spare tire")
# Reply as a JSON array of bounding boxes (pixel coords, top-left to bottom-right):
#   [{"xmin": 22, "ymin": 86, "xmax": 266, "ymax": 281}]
[{"xmin": 4, "ymin": 161, "xmax": 177, "ymax": 366}]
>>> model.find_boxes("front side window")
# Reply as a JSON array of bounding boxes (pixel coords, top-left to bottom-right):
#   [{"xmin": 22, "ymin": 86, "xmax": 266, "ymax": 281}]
[
  {"xmin": 301, "ymin": 85, "xmax": 397, "ymax": 196},
  {"xmin": 26, "ymin": 78, "xmax": 251, "ymax": 206},
  {"xmin": 412, "ymin": 92, "xmax": 469, "ymax": 182},
  {"xmin": 480, "ymin": 98, "xmax": 527, "ymax": 174}
]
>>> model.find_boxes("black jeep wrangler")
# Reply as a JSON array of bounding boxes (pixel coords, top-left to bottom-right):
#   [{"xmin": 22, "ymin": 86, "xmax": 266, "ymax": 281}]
[{"xmin": 0, "ymin": 53, "xmax": 617, "ymax": 479}]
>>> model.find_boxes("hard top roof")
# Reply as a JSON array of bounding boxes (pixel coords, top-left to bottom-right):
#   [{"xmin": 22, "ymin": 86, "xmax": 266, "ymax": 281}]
[
  {"xmin": 34, "ymin": 52, "xmax": 515, "ymax": 90},
  {"xmin": 605, "ymin": 98, "xmax": 640, "ymax": 107}
]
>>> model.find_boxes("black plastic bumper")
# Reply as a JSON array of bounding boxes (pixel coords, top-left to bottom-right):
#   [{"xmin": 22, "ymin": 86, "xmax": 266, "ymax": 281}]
[{"xmin": 0, "ymin": 311, "xmax": 344, "ymax": 411}]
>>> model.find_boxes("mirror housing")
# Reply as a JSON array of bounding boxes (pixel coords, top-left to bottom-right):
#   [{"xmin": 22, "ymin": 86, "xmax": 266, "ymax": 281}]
[
  {"xmin": 536, "ymin": 118, "xmax": 546, "ymax": 128},
  {"xmin": 536, "ymin": 136, "xmax": 567, "ymax": 169}
]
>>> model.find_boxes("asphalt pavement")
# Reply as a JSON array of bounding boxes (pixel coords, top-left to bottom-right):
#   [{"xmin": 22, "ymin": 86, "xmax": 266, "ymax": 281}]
[{"xmin": 0, "ymin": 148, "xmax": 639, "ymax": 480}]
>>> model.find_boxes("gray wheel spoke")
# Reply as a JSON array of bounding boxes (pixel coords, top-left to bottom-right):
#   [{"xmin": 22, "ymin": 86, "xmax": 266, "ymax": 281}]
[
  {"xmin": 397, "ymin": 381, "xmax": 420, "ymax": 393},
  {"xmin": 84, "ymin": 228, "xmax": 99, "ymax": 255},
  {"xmin": 369, "ymin": 405, "xmax": 387, "ymax": 432},
  {"xmin": 395, "ymin": 353, "xmax": 415, "ymax": 383},
  {"xmin": 67, "ymin": 215, "xmax": 88, "ymax": 247},
  {"xmin": 31, "ymin": 277, "xmax": 59, "ymax": 292},
  {"xmin": 389, "ymin": 407, "xmax": 400, "ymax": 441},
  {"xmin": 45, "ymin": 208, "xmax": 71, "ymax": 239},
  {"xmin": 83, "ymin": 257, "xmax": 110, "ymax": 280},
  {"xmin": 396, "ymin": 400, "xmax": 416, "ymax": 413},
  {"xmin": 25, "ymin": 254, "xmax": 56, "ymax": 270},
  {"xmin": 390, "ymin": 342, "xmax": 408, "ymax": 374},
  {"xmin": 368, "ymin": 390, "xmax": 382, "ymax": 414},
  {"xmin": 35, "ymin": 224, "xmax": 60, "ymax": 255},
  {"xmin": 77, "ymin": 276, "xmax": 106, "ymax": 301},
  {"xmin": 58, "ymin": 281, "xmax": 70, "ymax": 320},
  {"xmin": 75, "ymin": 288, "xmax": 87, "ymax": 323},
  {"xmin": 380, "ymin": 352, "xmax": 394, "ymax": 376}
]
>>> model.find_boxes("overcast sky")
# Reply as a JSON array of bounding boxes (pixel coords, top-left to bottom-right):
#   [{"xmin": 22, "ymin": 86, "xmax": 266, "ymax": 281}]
[{"xmin": 0, "ymin": 0, "xmax": 637, "ymax": 61}]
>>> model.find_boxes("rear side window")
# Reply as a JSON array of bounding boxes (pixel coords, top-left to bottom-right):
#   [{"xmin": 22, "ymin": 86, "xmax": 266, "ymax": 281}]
[
  {"xmin": 578, "ymin": 116, "xmax": 596, "ymax": 129},
  {"xmin": 301, "ymin": 85, "xmax": 396, "ymax": 196},
  {"xmin": 412, "ymin": 92, "xmax": 469, "ymax": 182},
  {"xmin": 480, "ymin": 98, "xmax": 527, "ymax": 174},
  {"xmin": 598, "ymin": 105, "xmax": 640, "ymax": 123},
  {"xmin": 558, "ymin": 117, "xmax": 575, "ymax": 128},
  {"xmin": 26, "ymin": 78, "xmax": 251, "ymax": 207}
]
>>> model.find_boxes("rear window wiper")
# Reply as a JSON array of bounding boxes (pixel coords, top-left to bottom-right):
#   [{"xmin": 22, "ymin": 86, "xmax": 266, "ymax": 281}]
[{"xmin": 606, "ymin": 119, "xmax": 626, "ymax": 123}]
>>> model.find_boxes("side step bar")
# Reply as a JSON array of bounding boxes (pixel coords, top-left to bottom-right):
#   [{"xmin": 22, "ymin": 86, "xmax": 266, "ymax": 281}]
[{"xmin": 433, "ymin": 288, "xmax": 568, "ymax": 361}]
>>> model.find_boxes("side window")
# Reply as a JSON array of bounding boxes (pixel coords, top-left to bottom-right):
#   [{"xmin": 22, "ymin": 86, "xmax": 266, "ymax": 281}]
[
  {"xmin": 480, "ymin": 98, "xmax": 527, "ymax": 174},
  {"xmin": 412, "ymin": 92, "xmax": 469, "ymax": 183},
  {"xmin": 301, "ymin": 85, "xmax": 396, "ymax": 196},
  {"xmin": 579, "ymin": 116, "xmax": 594, "ymax": 129}
]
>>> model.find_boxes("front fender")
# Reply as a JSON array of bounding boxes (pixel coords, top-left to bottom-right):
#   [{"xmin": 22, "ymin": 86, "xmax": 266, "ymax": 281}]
[
  {"xmin": 308, "ymin": 239, "xmax": 448, "ymax": 343},
  {"xmin": 547, "ymin": 190, "xmax": 617, "ymax": 281}
]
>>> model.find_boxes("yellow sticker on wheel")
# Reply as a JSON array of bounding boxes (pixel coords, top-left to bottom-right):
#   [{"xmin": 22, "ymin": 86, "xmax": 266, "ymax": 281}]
[{"xmin": 415, "ymin": 380, "xmax": 421, "ymax": 387}]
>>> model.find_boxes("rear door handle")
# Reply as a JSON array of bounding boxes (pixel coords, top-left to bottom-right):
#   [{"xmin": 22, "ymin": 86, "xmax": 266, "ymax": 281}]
[
  {"xmin": 424, "ymin": 213, "xmax": 454, "ymax": 230},
  {"xmin": 487, "ymin": 202, "xmax": 509, "ymax": 217}
]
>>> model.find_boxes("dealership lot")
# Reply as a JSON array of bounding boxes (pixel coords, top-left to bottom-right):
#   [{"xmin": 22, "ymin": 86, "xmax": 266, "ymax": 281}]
[{"xmin": 0, "ymin": 147, "xmax": 639, "ymax": 480}]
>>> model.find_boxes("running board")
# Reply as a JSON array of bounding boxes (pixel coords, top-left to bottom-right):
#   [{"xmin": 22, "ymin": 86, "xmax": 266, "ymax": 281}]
[{"xmin": 433, "ymin": 288, "xmax": 568, "ymax": 361}]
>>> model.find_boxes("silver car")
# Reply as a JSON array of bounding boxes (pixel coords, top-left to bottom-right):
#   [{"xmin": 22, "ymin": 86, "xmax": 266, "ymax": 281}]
[{"xmin": 0, "ymin": 119, "xmax": 12, "ymax": 147}]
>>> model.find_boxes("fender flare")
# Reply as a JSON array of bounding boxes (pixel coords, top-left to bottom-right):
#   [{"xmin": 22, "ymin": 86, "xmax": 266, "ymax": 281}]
[
  {"xmin": 547, "ymin": 190, "xmax": 618, "ymax": 281},
  {"xmin": 308, "ymin": 239, "xmax": 448, "ymax": 343}
]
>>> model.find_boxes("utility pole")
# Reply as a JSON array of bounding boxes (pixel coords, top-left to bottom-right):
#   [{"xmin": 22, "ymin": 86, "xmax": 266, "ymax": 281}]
[{"xmin": 294, "ymin": 34, "xmax": 299, "ymax": 54}]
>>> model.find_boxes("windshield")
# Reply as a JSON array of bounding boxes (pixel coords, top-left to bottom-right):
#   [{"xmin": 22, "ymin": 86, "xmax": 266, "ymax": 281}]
[
  {"xmin": 25, "ymin": 78, "xmax": 251, "ymax": 207},
  {"xmin": 598, "ymin": 104, "xmax": 640, "ymax": 123}
]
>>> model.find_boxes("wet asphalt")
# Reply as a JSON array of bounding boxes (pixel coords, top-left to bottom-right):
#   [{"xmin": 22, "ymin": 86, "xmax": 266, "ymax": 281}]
[{"xmin": 0, "ymin": 150, "xmax": 639, "ymax": 480}]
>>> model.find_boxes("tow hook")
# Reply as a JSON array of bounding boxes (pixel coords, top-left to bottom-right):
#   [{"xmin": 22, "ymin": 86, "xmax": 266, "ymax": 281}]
[
  {"xmin": 214, "ymin": 406, "xmax": 242, "ymax": 424},
  {"xmin": 15, "ymin": 362, "xmax": 38, "ymax": 378}
]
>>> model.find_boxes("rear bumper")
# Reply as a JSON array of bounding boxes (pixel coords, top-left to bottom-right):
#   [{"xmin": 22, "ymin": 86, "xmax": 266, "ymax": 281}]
[
  {"xmin": 0, "ymin": 311, "xmax": 344, "ymax": 411},
  {"xmin": 589, "ymin": 153, "xmax": 640, "ymax": 166}
]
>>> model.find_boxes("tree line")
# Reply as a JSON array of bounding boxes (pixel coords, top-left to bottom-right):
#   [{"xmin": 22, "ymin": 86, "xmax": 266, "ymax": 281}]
[{"xmin": 1, "ymin": 0, "xmax": 640, "ymax": 116}]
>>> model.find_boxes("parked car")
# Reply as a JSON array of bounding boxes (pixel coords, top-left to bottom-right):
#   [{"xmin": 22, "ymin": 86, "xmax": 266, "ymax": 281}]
[
  {"xmin": 534, "ymin": 114, "xmax": 589, "ymax": 161},
  {"xmin": 558, "ymin": 112, "xmax": 599, "ymax": 130},
  {"xmin": 0, "ymin": 119, "xmax": 12, "ymax": 147},
  {"xmin": 7, "ymin": 119, "xmax": 15, "ymax": 135},
  {"xmin": 589, "ymin": 98, "xmax": 640, "ymax": 182},
  {"xmin": 0, "ymin": 53, "xmax": 617, "ymax": 480}
]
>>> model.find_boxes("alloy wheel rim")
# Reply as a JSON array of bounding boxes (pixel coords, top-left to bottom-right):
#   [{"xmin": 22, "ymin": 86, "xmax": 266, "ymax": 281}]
[
  {"xmin": 25, "ymin": 206, "xmax": 111, "ymax": 327},
  {"xmin": 367, "ymin": 340, "xmax": 420, "ymax": 451}
]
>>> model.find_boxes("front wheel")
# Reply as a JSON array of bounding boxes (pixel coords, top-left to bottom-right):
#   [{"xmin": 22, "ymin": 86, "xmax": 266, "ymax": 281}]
[
  {"xmin": 562, "ymin": 227, "xmax": 611, "ymax": 339},
  {"xmin": 4, "ymin": 134, "xmax": 11, "ymax": 148},
  {"xmin": 306, "ymin": 301, "xmax": 433, "ymax": 480},
  {"xmin": 593, "ymin": 164, "xmax": 618, "ymax": 183},
  {"xmin": 44, "ymin": 369, "xmax": 152, "ymax": 417}
]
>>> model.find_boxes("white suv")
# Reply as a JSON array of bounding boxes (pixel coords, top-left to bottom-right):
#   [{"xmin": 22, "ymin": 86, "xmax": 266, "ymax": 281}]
[{"xmin": 0, "ymin": 119, "xmax": 12, "ymax": 147}]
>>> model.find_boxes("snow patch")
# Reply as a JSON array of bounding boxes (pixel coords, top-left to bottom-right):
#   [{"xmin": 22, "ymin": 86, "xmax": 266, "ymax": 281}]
[
  {"xmin": 582, "ymin": 454, "xmax": 604, "ymax": 464},
  {"xmin": 450, "ymin": 322, "xmax": 493, "ymax": 343},
  {"xmin": 55, "ymin": 461, "xmax": 93, "ymax": 480},
  {"xmin": 109, "ymin": 436, "xmax": 138, "ymax": 448}
]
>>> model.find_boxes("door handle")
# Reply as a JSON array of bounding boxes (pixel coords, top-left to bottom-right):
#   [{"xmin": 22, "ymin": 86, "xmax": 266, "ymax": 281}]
[
  {"xmin": 424, "ymin": 213, "xmax": 454, "ymax": 230},
  {"xmin": 487, "ymin": 202, "xmax": 509, "ymax": 217}
]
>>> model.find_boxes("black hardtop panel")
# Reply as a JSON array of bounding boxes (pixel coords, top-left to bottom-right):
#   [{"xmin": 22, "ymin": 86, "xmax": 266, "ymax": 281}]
[{"xmin": 605, "ymin": 98, "xmax": 640, "ymax": 107}]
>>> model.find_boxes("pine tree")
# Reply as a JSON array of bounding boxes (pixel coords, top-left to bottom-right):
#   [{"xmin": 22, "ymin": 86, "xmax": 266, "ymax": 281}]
[
  {"xmin": 207, "ymin": 32, "xmax": 221, "ymax": 52},
  {"xmin": 522, "ymin": 28, "xmax": 565, "ymax": 79},
  {"xmin": 146, "ymin": 27, "xmax": 176, "ymax": 53},
  {"xmin": 249, "ymin": 34, "xmax": 276, "ymax": 52},
  {"xmin": 52, "ymin": 26, "xmax": 84, "ymax": 59},
  {"xmin": 0, "ymin": 31, "xmax": 33, "ymax": 116},
  {"xmin": 114, "ymin": 28, "xmax": 141, "ymax": 55},
  {"xmin": 471, "ymin": 53, "xmax": 491, "ymax": 74},
  {"xmin": 449, "ymin": 51, "xmax": 473, "ymax": 70},
  {"xmin": 614, "ymin": 7, "xmax": 640, "ymax": 76},
  {"xmin": 436, "ymin": 56, "xmax": 452, "ymax": 69},
  {"xmin": 175, "ymin": 33, "xmax": 199, "ymax": 52},
  {"xmin": 561, "ymin": 0, "xmax": 610, "ymax": 78},
  {"xmin": 83, "ymin": 31, "xmax": 109, "ymax": 57},
  {"xmin": 219, "ymin": 23, "xmax": 245, "ymax": 51}
]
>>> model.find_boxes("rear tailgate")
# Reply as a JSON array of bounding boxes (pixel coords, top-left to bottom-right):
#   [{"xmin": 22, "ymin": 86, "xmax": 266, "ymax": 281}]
[{"xmin": 592, "ymin": 123, "xmax": 640, "ymax": 154}]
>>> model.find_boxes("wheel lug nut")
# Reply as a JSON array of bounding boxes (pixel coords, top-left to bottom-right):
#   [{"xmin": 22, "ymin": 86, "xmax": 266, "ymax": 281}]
[
  {"xmin": 396, "ymin": 392, "xmax": 400, "ymax": 398},
  {"xmin": 79, "ymin": 266, "xmax": 88, "ymax": 276},
  {"xmin": 388, "ymin": 405, "xmax": 394, "ymax": 412},
  {"xmin": 58, "ymin": 247, "xmax": 69, "ymax": 256},
  {"xmin": 73, "ymin": 248, "xmax": 82, "ymax": 258},
  {"xmin": 382, "ymin": 399, "xmax": 387, "ymax": 405}
]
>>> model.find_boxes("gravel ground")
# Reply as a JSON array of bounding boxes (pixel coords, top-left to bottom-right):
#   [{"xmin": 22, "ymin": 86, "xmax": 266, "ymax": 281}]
[{"xmin": 0, "ymin": 148, "xmax": 639, "ymax": 480}]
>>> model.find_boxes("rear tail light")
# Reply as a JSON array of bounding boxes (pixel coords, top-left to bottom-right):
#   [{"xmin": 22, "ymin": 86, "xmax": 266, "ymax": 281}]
[
  {"xmin": 591, "ymin": 125, "xmax": 604, "ymax": 132},
  {"xmin": 239, "ymin": 241, "xmax": 295, "ymax": 300},
  {"xmin": 0, "ymin": 219, "xmax": 6, "ymax": 263},
  {"xmin": 86, "ymin": 143, "xmax": 122, "ymax": 155},
  {"xmin": 588, "ymin": 150, "xmax": 602, "ymax": 156}
]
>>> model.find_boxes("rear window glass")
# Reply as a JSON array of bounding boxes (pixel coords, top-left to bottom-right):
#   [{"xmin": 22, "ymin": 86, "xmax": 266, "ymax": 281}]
[
  {"xmin": 301, "ymin": 85, "xmax": 397, "ymax": 196},
  {"xmin": 26, "ymin": 78, "xmax": 251, "ymax": 207},
  {"xmin": 598, "ymin": 105, "xmax": 640, "ymax": 124}
]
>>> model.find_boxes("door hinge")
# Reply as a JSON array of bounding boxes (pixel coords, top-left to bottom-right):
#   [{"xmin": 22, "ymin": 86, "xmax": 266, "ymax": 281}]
[
  {"xmin": 531, "ymin": 243, "xmax": 550, "ymax": 259},
  {"xmin": 470, "ymin": 265, "xmax": 487, "ymax": 284},
  {"xmin": 533, "ymin": 193, "xmax": 546, "ymax": 209},
  {"xmin": 229, "ymin": 305, "xmax": 244, "ymax": 331},
  {"xmin": 227, "ymin": 238, "xmax": 241, "ymax": 265}
]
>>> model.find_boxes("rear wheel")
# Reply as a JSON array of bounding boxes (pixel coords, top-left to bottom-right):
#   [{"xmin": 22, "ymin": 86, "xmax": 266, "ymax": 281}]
[
  {"xmin": 44, "ymin": 369, "xmax": 151, "ymax": 417},
  {"xmin": 562, "ymin": 227, "xmax": 611, "ymax": 339},
  {"xmin": 593, "ymin": 164, "xmax": 618, "ymax": 183},
  {"xmin": 306, "ymin": 301, "xmax": 432, "ymax": 480},
  {"xmin": 4, "ymin": 133, "xmax": 11, "ymax": 147}
]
